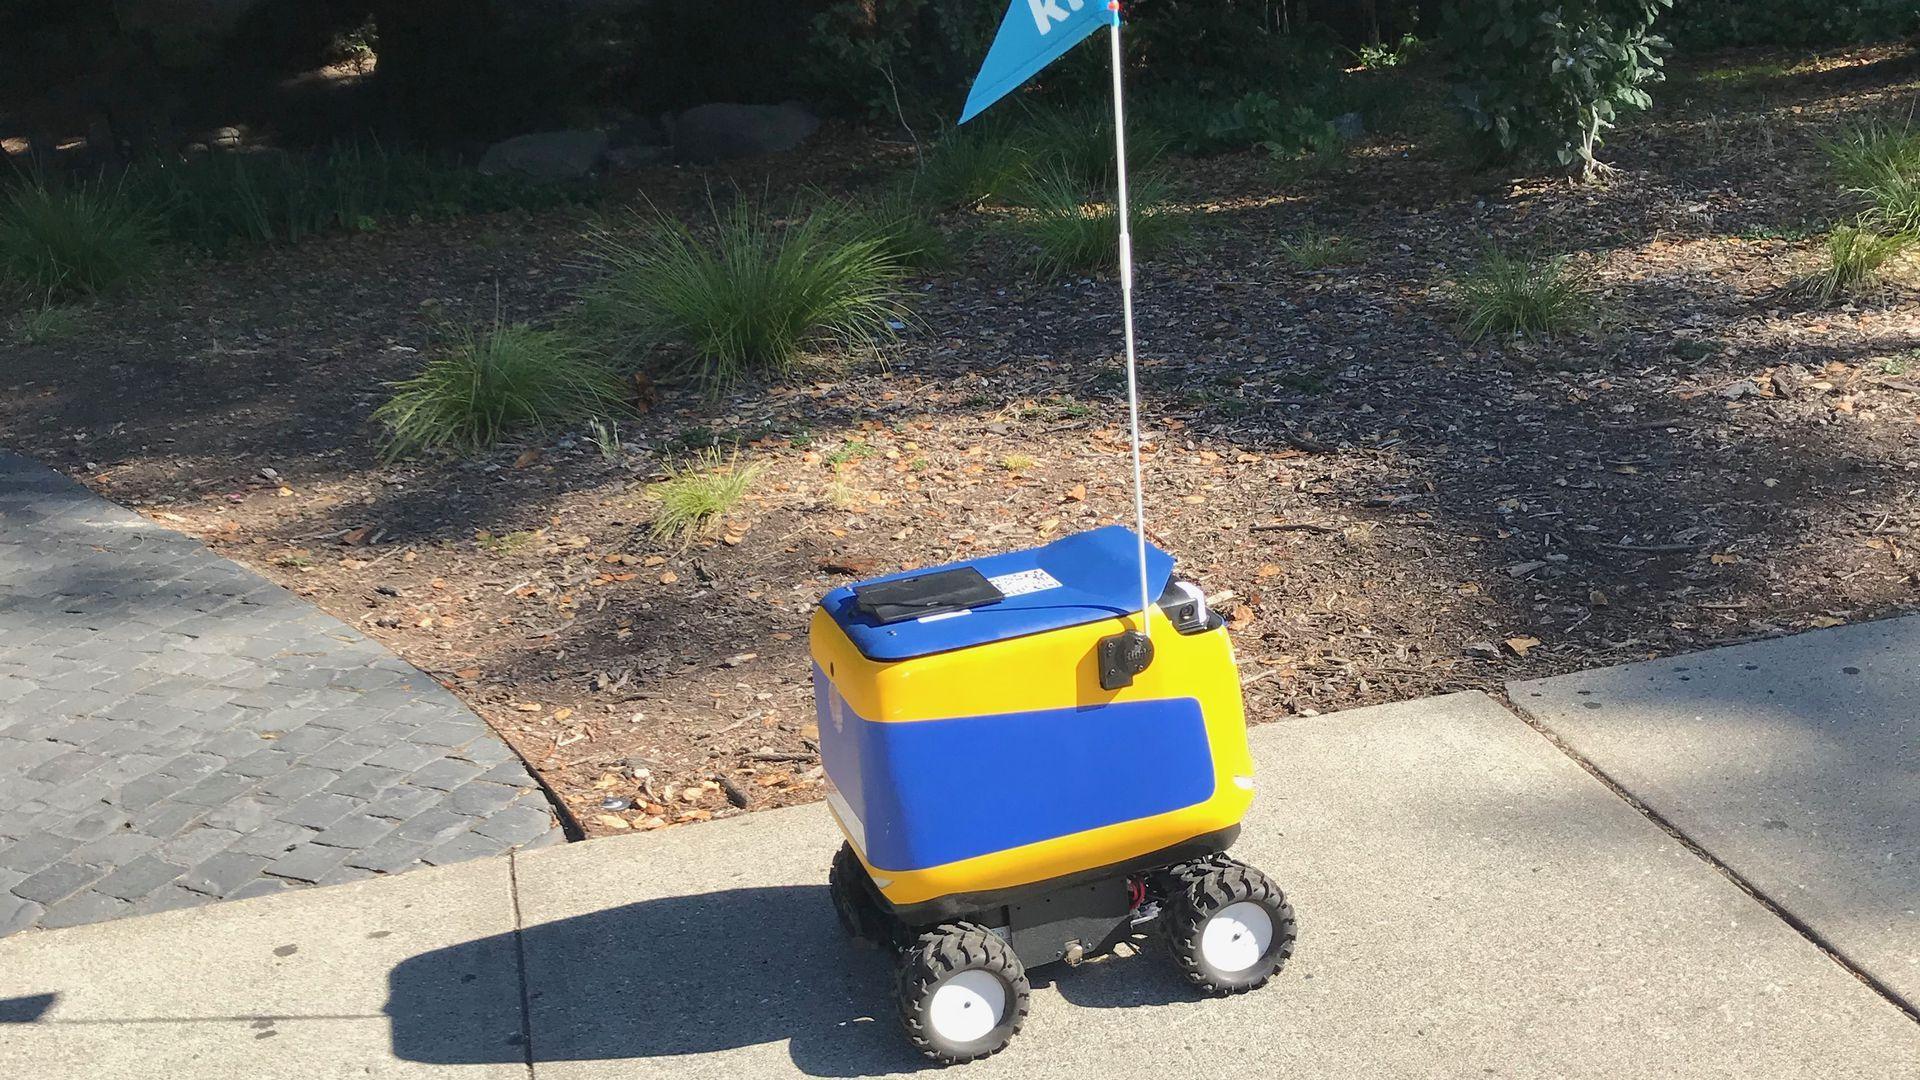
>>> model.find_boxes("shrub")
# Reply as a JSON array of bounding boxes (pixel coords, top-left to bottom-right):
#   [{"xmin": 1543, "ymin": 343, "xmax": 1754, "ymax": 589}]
[
  {"xmin": 0, "ymin": 181, "xmax": 160, "ymax": 298},
  {"xmin": 374, "ymin": 322, "xmax": 628, "ymax": 459},
  {"xmin": 1443, "ymin": 0, "xmax": 1673, "ymax": 179},
  {"xmin": 1147, "ymin": 91, "xmax": 1341, "ymax": 158},
  {"xmin": 126, "ymin": 142, "xmax": 584, "ymax": 252},
  {"xmin": 1449, "ymin": 250, "xmax": 1597, "ymax": 340},
  {"xmin": 648, "ymin": 449, "xmax": 761, "ymax": 541},
  {"xmin": 1793, "ymin": 226, "xmax": 1911, "ymax": 304},
  {"xmin": 1276, "ymin": 227, "xmax": 1362, "ymax": 270},
  {"xmin": 1009, "ymin": 162, "xmax": 1186, "ymax": 280},
  {"xmin": 584, "ymin": 200, "xmax": 908, "ymax": 392},
  {"xmin": 1357, "ymin": 33, "xmax": 1426, "ymax": 70},
  {"xmin": 908, "ymin": 125, "xmax": 1029, "ymax": 210}
]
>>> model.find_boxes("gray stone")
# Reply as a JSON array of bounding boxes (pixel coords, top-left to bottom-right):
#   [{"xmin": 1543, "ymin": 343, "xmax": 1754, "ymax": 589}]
[
  {"xmin": 474, "ymin": 803, "xmax": 557, "ymax": 847},
  {"xmin": 1511, "ymin": 615, "xmax": 1920, "ymax": 1009},
  {"xmin": 421, "ymin": 831, "xmax": 510, "ymax": 867},
  {"xmin": 37, "ymin": 889, "xmax": 129, "ymax": 929},
  {"xmin": 477, "ymin": 129, "xmax": 608, "ymax": 180},
  {"xmin": 12, "ymin": 860, "xmax": 107, "ymax": 905},
  {"xmin": 407, "ymin": 758, "xmax": 483, "ymax": 792},
  {"xmin": 200, "ymin": 797, "xmax": 279, "ymax": 833},
  {"xmin": 92, "ymin": 855, "xmax": 185, "ymax": 901},
  {"xmin": 277, "ymin": 792, "xmax": 362, "ymax": 829},
  {"xmin": 0, "ymin": 832, "xmax": 81, "ymax": 874},
  {"xmin": 669, "ymin": 102, "xmax": 819, "ymax": 163},
  {"xmin": 262, "ymin": 842, "xmax": 349, "ymax": 884},
  {"xmin": 446, "ymin": 781, "xmax": 519, "ymax": 818},
  {"xmin": 311, "ymin": 814, "xmax": 395, "ymax": 850},
  {"xmin": 177, "ymin": 851, "xmax": 267, "ymax": 897}
]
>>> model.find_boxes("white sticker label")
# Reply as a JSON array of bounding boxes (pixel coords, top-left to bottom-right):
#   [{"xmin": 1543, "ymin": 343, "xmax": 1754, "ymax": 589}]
[{"xmin": 988, "ymin": 568, "xmax": 1065, "ymax": 597}]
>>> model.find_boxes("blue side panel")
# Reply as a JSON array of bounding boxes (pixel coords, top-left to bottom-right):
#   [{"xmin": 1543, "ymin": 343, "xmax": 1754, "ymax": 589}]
[
  {"xmin": 823, "ymin": 526, "xmax": 1174, "ymax": 662},
  {"xmin": 815, "ymin": 668, "xmax": 1215, "ymax": 871}
]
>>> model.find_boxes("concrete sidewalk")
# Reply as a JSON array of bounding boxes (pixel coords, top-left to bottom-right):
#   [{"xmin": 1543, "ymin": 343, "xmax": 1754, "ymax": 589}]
[
  {"xmin": 1512, "ymin": 615, "xmax": 1920, "ymax": 1012},
  {"xmin": 3, "ymin": 692, "xmax": 1914, "ymax": 1078}
]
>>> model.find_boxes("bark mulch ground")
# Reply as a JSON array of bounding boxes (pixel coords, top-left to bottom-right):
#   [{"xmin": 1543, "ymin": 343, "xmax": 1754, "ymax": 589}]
[{"xmin": 6, "ymin": 47, "xmax": 1917, "ymax": 838}]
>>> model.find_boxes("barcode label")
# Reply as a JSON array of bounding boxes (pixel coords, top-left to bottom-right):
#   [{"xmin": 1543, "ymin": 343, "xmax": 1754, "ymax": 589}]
[{"xmin": 988, "ymin": 568, "xmax": 1064, "ymax": 597}]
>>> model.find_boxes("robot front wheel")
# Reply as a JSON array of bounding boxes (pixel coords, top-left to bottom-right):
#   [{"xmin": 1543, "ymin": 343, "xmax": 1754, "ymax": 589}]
[{"xmin": 897, "ymin": 922, "xmax": 1031, "ymax": 1065}]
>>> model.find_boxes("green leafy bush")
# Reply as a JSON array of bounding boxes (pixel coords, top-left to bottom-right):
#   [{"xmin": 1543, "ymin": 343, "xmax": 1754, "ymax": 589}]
[
  {"xmin": 1793, "ymin": 226, "xmax": 1911, "ymax": 304},
  {"xmin": 1008, "ymin": 161, "xmax": 1186, "ymax": 280},
  {"xmin": 374, "ymin": 322, "xmax": 628, "ymax": 459},
  {"xmin": 0, "ymin": 181, "xmax": 160, "ymax": 298},
  {"xmin": 584, "ymin": 200, "xmax": 908, "ymax": 391},
  {"xmin": 126, "ymin": 142, "xmax": 584, "ymax": 252},
  {"xmin": 1443, "ymin": 0, "xmax": 1673, "ymax": 178},
  {"xmin": 1449, "ymin": 250, "xmax": 1597, "ymax": 340},
  {"xmin": 1146, "ymin": 91, "xmax": 1342, "ymax": 158}
]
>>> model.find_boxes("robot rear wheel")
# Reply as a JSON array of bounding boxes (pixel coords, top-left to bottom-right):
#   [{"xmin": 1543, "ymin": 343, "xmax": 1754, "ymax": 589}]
[{"xmin": 1160, "ymin": 856, "xmax": 1297, "ymax": 994}]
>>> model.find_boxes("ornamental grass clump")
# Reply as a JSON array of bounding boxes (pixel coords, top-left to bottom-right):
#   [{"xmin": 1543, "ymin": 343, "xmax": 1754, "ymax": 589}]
[
  {"xmin": 585, "ymin": 199, "xmax": 907, "ymax": 393},
  {"xmin": 1449, "ymin": 250, "xmax": 1597, "ymax": 341},
  {"xmin": 375, "ymin": 321, "xmax": 628, "ymax": 459}
]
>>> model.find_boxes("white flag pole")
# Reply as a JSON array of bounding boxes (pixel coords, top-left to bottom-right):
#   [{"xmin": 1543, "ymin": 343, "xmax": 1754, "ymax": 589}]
[{"xmin": 1107, "ymin": 4, "xmax": 1152, "ymax": 637}]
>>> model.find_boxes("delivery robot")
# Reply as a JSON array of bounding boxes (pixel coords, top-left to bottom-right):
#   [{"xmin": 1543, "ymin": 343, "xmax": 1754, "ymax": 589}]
[{"xmin": 811, "ymin": 524, "xmax": 1295, "ymax": 1063}]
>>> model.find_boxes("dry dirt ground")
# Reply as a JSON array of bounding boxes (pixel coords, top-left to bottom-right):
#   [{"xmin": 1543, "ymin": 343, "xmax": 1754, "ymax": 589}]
[{"xmin": 6, "ymin": 47, "xmax": 1918, "ymax": 838}]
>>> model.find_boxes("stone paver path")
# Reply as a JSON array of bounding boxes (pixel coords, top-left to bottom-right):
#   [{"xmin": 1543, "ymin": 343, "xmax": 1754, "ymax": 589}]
[{"xmin": 0, "ymin": 453, "xmax": 563, "ymax": 936}]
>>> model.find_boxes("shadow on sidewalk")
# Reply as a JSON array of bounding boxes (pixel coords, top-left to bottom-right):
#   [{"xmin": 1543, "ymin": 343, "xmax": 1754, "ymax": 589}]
[
  {"xmin": 386, "ymin": 883, "xmax": 1206, "ymax": 1076},
  {"xmin": 388, "ymin": 884, "xmax": 925, "ymax": 1077}
]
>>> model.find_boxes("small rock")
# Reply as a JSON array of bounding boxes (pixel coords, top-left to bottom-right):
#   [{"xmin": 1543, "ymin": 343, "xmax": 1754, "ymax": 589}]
[
  {"xmin": 478, "ymin": 130, "xmax": 608, "ymax": 180},
  {"xmin": 669, "ymin": 102, "xmax": 819, "ymax": 163}
]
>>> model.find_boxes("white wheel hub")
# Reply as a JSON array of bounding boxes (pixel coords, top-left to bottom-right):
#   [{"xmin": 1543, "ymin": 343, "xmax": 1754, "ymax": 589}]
[
  {"xmin": 927, "ymin": 969, "xmax": 1007, "ymax": 1044},
  {"xmin": 1199, "ymin": 900, "xmax": 1275, "ymax": 975}
]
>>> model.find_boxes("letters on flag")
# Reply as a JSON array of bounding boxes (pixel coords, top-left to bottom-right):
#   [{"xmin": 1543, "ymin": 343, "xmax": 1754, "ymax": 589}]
[{"xmin": 959, "ymin": 0, "xmax": 1112, "ymax": 123}]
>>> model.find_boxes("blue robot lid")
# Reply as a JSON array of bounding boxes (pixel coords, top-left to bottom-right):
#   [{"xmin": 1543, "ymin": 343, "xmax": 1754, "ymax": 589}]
[{"xmin": 821, "ymin": 525, "xmax": 1174, "ymax": 662}]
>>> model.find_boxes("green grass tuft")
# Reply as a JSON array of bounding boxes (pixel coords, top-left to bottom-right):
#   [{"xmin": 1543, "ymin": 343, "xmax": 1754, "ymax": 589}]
[
  {"xmin": 648, "ymin": 449, "xmax": 761, "ymax": 541},
  {"xmin": 835, "ymin": 189, "xmax": 951, "ymax": 271},
  {"xmin": 1007, "ymin": 162, "xmax": 1186, "ymax": 280},
  {"xmin": 374, "ymin": 321, "xmax": 628, "ymax": 459},
  {"xmin": 15, "ymin": 303, "xmax": 85, "ymax": 344},
  {"xmin": 1792, "ymin": 226, "xmax": 1911, "ymax": 304},
  {"xmin": 1449, "ymin": 251, "xmax": 1596, "ymax": 341},
  {"xmin": 583, "ymin": 199, "xmax": 908, "ymax": 393},
  {"xmin": 909, "ymin": 127, "xmax": 1028, "ymax": 210},
  {"xmin": 0, "ymin": 180, "xmax": 161, "ymax": 298},
  {"xmin": 1276, "ymin": 226, "xmax": 1362, "ymax": 270},
  {"xmin": 1824, "ymin": 119, "xmax": 1920, "ymax": 235}
]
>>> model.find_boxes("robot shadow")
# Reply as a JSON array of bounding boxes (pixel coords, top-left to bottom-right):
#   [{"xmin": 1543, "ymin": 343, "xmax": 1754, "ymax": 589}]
[
  {"xmin": 385, "ymin": 886, "xmax": 1204, "ymax": 1075},
  {"xmin": 387, "ymin": 884, "xmax": 927, "ymax": 1077}
]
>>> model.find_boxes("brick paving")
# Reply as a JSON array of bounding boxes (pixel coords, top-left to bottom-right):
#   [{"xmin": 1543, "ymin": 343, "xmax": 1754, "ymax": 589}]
[{"xmin": 0, "ymin": 453, "xmax": 563, "ymax": 936}]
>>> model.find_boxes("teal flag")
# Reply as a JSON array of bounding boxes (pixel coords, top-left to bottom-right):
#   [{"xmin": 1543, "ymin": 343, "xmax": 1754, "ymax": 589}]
[{"xmin": 960, "ymin": 0, "xmax": 1113, "ymax": 124}]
